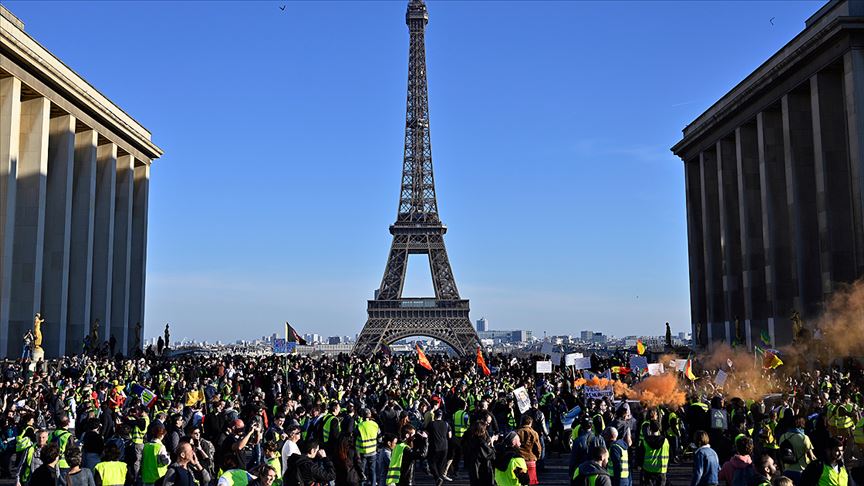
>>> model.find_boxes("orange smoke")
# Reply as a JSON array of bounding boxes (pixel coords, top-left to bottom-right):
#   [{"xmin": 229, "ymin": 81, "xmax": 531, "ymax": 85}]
[
  {"xmin": 622, "ymin": 373, "xmax": 687, "ymax": 408},
  {"xmin": 816, "ymin": 279, "xmax": 864, "ymax": 358}
]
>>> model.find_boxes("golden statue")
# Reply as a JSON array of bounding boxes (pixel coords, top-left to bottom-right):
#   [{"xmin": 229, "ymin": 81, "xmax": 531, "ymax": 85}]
[
  {"xmin": 791, "ymin": 309, "xmax": 803, "ymax": 343},
  {"xmin": 32, "ymin": 313, "xmax": 45, "ymax": 362},
  {"xmin": 33, "ymin": 313, "xmax": 44, "ymax": 348}
]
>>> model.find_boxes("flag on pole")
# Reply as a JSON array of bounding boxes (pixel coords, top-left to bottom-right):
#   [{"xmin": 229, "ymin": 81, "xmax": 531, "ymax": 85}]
[
  {"xmin": 760, "ymin": 329, "xmax": 772, "ymax": 347},
  {"xmin": 763, "ymin": 350, "xmax": 783, "ymax": 369},
  {"xmin": 416, "ymin": 343, "xmax": 433, "ymax": 371},
  {"xmin": 285, "ymin": 322, "xmax": 308, "ymax": 345},
  {"xmin": 684, "ymin": 359, "xmax": 697, "ymax": 381},
  {"xmin": 636, "ymin": 339, "xmax": 646, "ymax": 355},
  {"xmin": 476, "ymin": 347, "xmax": 491, "ymax": 376}
]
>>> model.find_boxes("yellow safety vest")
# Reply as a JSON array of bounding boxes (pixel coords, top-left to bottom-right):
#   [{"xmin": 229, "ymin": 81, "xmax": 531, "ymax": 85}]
[
  {"xmin": 322, "ymin": 414, "xmax": 336, "ymax": 443},
  {"xmin": 141, "ymin": 441, "xmax": 168, "ymax": 483},
  {"xmin": 49, "ymin": 429, "xmax": 72, "ymax": 468},
  {"xmin": 453, "ymin": 410, "xmax": 469, "ymax": 438},
  {"xmin": 818, "ymin": 464, "xmax": 849, "ymax": 486},
  {"xmin": 607, "ymin": 443, "xmax": 629, "ymax": 479},
  {"xmin": 266, "ymin": 455, "xmax": 282, "ymax": 486},
  {"xmin": 219, "ymin": 469, "xmax": 251, "ymax": 486},
  {"xmin": 854, "ymin": 418, "xmax": 864, "ymax": 445},
  {"xmin": 356, "ymin": 420, "xmax": 379, "ymax": 456},
  {"xmin": 131, "ymin": 414, "xmax": 150, "ymax": 445},
  {"xmin": 95, "ymin": 461, "xmax": 128, "ymax": 486},
  {"xmin": 642, "ymin": 439, "xmax": 669, "ymax": 474},
  {"xmin": 386, "ymin": 443, "xmax": 407, "ymax": 485},
  {"xmin": 494, "ymin": 456, "xmax": 527, "ymax": 486}
]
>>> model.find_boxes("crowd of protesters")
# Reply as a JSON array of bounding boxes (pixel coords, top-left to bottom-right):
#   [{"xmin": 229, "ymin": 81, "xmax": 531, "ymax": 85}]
[{"xmin": 0, "ymin": 346, "xmax": 864, "ymax": 486}]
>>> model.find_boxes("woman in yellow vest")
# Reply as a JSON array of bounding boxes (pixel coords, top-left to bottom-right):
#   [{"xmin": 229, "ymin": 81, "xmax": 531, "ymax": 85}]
[
  {"xmin": 140, "ymin": 423, "xmax": 170, "ymax": 486},
  {"xmin": 264, "ymin": 441, "xmax": 283, "ymax": 486},
  {"xmin": 492, "ymin": 432, "xmax": 528, "ymax": 486}
]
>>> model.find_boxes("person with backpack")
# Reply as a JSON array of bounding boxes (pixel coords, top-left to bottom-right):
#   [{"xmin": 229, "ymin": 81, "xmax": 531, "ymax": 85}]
[
  {"xmin": 777, "ymin": 415, "xmax": 815, "ymax": 484},
  {"xmin": 801, "ymin": 437, "xmax": 848, "ymax": 486},
  {"xmin": 49, "ymin": 415, "xmax": 74, "ymax": 486},
  {"xmin": 718, "ymin": 436, "xmax": 755, "ymax": 486}
]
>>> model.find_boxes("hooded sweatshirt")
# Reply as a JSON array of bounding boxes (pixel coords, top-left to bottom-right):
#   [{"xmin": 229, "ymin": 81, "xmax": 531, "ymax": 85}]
[
  {"xmin": 717, "ymin": 454, "xmax": 754, "ymax": 485},
  {"xmin": 571, "ymin": 461, "xmax": 611, "ymax": 486}
]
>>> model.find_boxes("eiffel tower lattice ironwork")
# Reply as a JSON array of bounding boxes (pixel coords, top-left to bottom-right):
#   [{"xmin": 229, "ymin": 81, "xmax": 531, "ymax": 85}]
[{"xmin": 353, "ymin": 0, "xmax": 479, "ymax": 357}]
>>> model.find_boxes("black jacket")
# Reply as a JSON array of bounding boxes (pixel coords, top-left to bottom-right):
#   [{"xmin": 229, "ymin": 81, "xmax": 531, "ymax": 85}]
[
  {"xmin": 462, "ymin": 434, "xmax": 495, "ymax": 485},
  {"xmin": 572, "ymin": 461, "xmax": 611, "ymax": 486},
  {"xmin": 283, "ymin": 454, "xmax": 336, "ymax": 486}
]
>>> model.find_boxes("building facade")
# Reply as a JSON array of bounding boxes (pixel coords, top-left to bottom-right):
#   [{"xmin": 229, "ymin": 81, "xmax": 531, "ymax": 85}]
[
  {"xmin": 672, "ymin": 0, "xmax": 864, "ymax": 349},
  {"xmin": 476, "ymin": 317, "xmax": 488, "ymax": 332},
  {"xmin": 0, "ymin": 6, "xmax": 162, "ymax": 357}
]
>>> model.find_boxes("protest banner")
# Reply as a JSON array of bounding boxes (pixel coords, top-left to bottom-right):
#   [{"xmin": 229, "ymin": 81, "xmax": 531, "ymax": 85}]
[
  {"xmin": 564, "ymin": 353, "xmax": 584, "ymax": 366},
  {"xmin": 513, "ymin": 387, "xmax": 531, "ymax": 413},
  {"xmin": 647, "ymin": 363, "xmax": 665, "ymax": 376},
  {"xmin": 536, "ymin": 361, "xmax": 553, "ymax": 374},
  {"xmin": 715, "ymin": 369, "xmax": 729, "ymax": 387}
]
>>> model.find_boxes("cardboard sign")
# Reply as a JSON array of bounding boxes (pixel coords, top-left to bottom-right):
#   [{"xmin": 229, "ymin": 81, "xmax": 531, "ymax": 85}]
[
  {"xmin": 536, "ymin": 361, "xmax": 553, "ymax": 374},
  {"xmin": 550, "ymin": 352, "xmax": 563, "ymax": 365},
  {"xmin": 513, "ymin": 387, "xmax": 531, "ymax": 413},
  {"xmin": 540, "ymin": 342, "xmax": 554, "ymax": 355},
  {"xmin": 715, "ymin": 369, "xmax": 729, "ymax": 387},
  {"xmin": 647, "ymin": 363, "xmax": 665, "ymax": 376},
  {"xmin": 564, "ymin": 353, "xmax": 584, "ymax": 366}
]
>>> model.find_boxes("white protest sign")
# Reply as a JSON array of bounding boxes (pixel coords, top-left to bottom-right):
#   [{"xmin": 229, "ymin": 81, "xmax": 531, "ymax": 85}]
[
  {"xmin": 536, "ymin": 360, "xmax": 553, "ymax": 374},
  {"xmin": 647, "ymin": 363, "xmax": 665, "ymax": 376},
  {"xmin": 513, "ymin": 387, "xmax": 531, "ymax": 413},
  {"xmin": 676, "ymin": 359, "xmax": 687, "ymax": 372},
  {"xmin": 565, "ymin": 353, "xmax": 584, "ymax": 366},
  {"xmin": 715, "ymin": 369, "xmax": 729, "ymax": 387}
]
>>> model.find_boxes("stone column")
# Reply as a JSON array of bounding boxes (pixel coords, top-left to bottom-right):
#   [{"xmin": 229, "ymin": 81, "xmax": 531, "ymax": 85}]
[
  {"xmin": 42, "ymin": 114, "xmax": 75, "ymax": 356},
  {"xmin": 0, "ymin": 77, "xmax": 21, "ymax": 358},
  {"xmin": 700, "ymin": 149, "xmax": 724, "ymax": 344},
  {"xmin": 91, "ymin": 143, "xmax": 116, "ymax": 344},
  {"xmin": 843, "ymin": 49, "xmax": 864, "ymax": 278},
  {"xmin": 67, "ymin": 130, "xmax": 97, "ymax": 355},
  {"xmin": 736, "ymin": 122, "xmax": 767, "ymax": 346},
  {"xmin": 811, "ymin": 67, "xmax": 855, "ymax": 294},
  {"xmin": 782, "ymin": 89, "xmax": 821, "ymax": 324},
  {"xmin": 758, "ymin": 107, "xmax": 793, "ymax": 346},
  {"xmin": 717, "ymin": 136, "xmax": 744, "ymax": 343},
  {"xmin": 111, "ymin": 155, "xmax": 134, "ymax": 354},
  {"xmin": 684, "ymin": 160, "xmax": 707, "ymax": 346},
  {"xmin": 9, "ymin": 97, "xmax": 49, "ymax": 353},
  {"xmin": 128, "ymin": 162, "xmax": 150, "ymax": 353}
]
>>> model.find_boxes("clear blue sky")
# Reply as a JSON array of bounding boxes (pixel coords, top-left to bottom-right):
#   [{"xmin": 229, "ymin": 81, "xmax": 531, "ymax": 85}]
[{"xmin": 5, "ymin": 0, "xmax": 824, "ymax": 343}]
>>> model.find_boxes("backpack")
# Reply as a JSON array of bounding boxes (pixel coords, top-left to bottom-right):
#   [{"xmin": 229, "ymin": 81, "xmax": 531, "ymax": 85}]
[
  {"xmin": 731, "ymin": 465, "xmax": 756, "ymax": 486},
  {"xmin": 778, "ymin": 433, "xmax": 801, "ymax": 465}
]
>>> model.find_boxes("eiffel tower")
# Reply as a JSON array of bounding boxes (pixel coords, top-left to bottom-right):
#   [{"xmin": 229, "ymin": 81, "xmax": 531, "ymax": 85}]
[{"xmin": 353, "ymin": 0, "xmax": 479, "ymax": 356}]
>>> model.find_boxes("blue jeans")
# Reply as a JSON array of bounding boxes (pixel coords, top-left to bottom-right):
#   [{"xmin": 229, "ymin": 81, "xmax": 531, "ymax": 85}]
[{"xmin": 361, "ymin": 454, "xmax": 377, "ymax": 486}]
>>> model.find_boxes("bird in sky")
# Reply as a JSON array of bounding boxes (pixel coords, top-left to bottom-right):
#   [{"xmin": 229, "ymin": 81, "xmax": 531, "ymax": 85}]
[
  {"xmin": 770, "ymin": 17, "xmax": 775, "ymax": 25},
  {"xmin": 280, "ymin": 5, "xmax": 286, "ymax": 11}
]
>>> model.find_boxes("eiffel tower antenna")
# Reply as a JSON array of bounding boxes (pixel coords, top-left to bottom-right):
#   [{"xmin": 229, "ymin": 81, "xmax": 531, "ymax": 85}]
[{"xmin": 354, "ymin": 0, "xmax": 479, "ymax": 356}]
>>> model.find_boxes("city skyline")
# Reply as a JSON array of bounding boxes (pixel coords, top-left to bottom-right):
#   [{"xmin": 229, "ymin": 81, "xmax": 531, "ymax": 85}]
[{"xmin": 4, "ymin": 0, "xmax": 824, "ymax": 343}]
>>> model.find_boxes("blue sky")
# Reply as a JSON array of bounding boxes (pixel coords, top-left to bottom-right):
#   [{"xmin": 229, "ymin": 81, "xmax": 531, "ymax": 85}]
[{"xmin": 5, "ymin": 0, "xmax": 824, "ymax": 343}]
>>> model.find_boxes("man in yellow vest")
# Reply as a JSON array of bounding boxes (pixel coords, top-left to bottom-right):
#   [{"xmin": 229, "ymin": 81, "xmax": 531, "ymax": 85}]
[
  {"xmin": 141, "ymin": 423, "xmax": 170, "ymax": 486},
  {"xmin": 449, "ymin": 402, "xmax": 469, "ymax": 480},
  {"xmin": 93, "ymin": 443, "xmax": 128, "ymax": 486},
  {"xmin": 49, "ymin": 415, "xmax": 73, "ymax": 486},
  {"xmin": 15, "ymin": 428, "xmax": 47, "ymax": 486},
  {"xmin": 640, "ymin": 422, "xmax": 668, "ymax": 486},
  {"xmin": 217, "ymin": 455, "xmax": 254, "ymax": 486},
  {"xmin": 128, "ymin": 405, "xmax": 150, "ymax": 481},
  {"xmin": 602, "ymin": 427, "xmax": 629, "ymax": 486},
  {"xmin": 355, "ymin": 408, "xmax": 380, "ymax": 486},
  {"xmin": 801, "ymin": 438, "xmax": 848, "ymax": 486},
  {"xmin": 572, "ymin": 445, "xmax": 611, "ymax": 486}
]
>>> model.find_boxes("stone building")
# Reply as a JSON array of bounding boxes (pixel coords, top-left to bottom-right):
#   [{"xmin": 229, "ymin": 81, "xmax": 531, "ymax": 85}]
[
  {"xmin": 0, "ymin": 6, "xmax": 162, "ymax": 357},
  {"xmin": 673, "ymin": 0, "xmax": 864, "ymax": 349}
]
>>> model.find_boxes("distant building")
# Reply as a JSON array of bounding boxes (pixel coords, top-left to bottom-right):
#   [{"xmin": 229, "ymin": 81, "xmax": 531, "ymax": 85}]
[
  {"xmin": 328, "ymin": 336, "xmax": 342, "ymax": 345},
  {"xmin": 477, "ymin": 329, "xmax": 531, "ymax": 343},
  {"xmin": 580, "ymin": 330, "xmax": 594, "ymax": 342},
  {"xmin": 476, "ymin": 317, "xmax": 489, "ymax": 332},
  {"xmin": 593, "ymin": 333, "xmax": 607, "ymax": 344}
]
